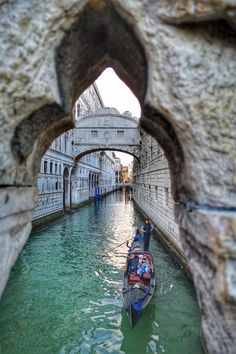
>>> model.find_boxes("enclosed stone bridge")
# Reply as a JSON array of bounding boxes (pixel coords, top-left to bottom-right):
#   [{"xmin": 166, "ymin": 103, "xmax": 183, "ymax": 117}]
[{"xmin": 73, "ymin": 108, "xmax": 141, "ymax": 160}]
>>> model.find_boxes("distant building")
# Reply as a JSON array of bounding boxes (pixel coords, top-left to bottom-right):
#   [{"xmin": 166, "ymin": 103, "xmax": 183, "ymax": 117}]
[
  {"xmin": 33, "ymin": 84, "xmax": 116, "ymax": 224},
  {"xmin": 113, "ymin": 154, "xmax": 122, "ymax": 184},
  {"xmin": 128, "ymin": 161, "xmax": 133, "ymax": 181},
  {"xmin": 121, "ymin": 166, "xmax": 129, "ymax": 183}
]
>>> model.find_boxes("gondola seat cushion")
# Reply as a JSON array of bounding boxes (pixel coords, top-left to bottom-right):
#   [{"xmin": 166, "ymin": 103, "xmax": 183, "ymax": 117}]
[
  {"xmin": 142, "ymin": 273, "xmax": 151, "ymax": 280},
  {"xmin": 129, "ymin": 273, "xmax": 140, "ymax": 282}
]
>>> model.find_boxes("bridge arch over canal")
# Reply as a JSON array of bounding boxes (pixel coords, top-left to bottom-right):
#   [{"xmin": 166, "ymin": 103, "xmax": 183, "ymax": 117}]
[{"xmin": 73, "ymin": 108, "xmax": 141, "ymax": 161}]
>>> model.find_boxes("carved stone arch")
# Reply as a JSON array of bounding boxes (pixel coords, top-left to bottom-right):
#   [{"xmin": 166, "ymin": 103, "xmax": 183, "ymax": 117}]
[
  {"xmin": 55, "ymin": 0, "xmax": 147, "ymax": 112},
  {"xmin": 1, "ymin": 1, "xmax": 236, "ymax": 351},
  {"xmin": 74, "ymin": 147, "xmax": 140, "ymax": 162}
]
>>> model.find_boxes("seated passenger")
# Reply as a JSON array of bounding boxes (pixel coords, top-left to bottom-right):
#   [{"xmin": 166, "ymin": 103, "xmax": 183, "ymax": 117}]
[
  {"xmin": 133, "ymin": 228, "xmax": 143, "ymax": 241},
  {"xmin": 128, "ymin": 254, "xmax": 139, "ymax": 273},
  {"xmin": 137, "ymin": 257, "xmax": 150, "ymax": 277}
]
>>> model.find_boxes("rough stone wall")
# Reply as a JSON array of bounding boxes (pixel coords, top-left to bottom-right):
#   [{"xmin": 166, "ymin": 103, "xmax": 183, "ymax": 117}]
[
  {"xmin": 0, "ymin": 187, "xmax": 37, "ymax": 296},
  {"xmin": 0, "ymin": 1, "xmax": 236, "ymax": 353},
  {"xmin": 133, "ymin": 130, "xmax": 183, "ymax": 261}
]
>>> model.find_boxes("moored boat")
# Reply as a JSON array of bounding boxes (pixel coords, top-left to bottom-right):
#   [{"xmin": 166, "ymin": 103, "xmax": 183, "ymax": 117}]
[{"xmin": 122, "ymin": 235, "xmax": 156, "ymax": 326}]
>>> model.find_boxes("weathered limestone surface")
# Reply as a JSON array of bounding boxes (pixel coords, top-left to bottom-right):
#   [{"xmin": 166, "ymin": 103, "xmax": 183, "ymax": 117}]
[
  {"xmin": 157, "ymin": 0, "xmax": 236, "ymax": 28},
  {"xmin": 179, "ymin": 207, "xmax": 236, "ymax": 353},
  {"xmin": 0, "ymin": 187, "xmax": 37, "ymax": 296},
  {"xmin": 0, "ymin": 1, "xmax": 236, "ymax": 353}
]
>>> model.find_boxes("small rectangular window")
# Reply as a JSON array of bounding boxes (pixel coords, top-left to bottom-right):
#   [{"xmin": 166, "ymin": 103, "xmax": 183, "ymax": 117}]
[
  {"xmin": 155, "ymin": 186, "xmax": 158, "ymax": 200},
  {"xmin": 117, "ymin": 130, "xmax": 124, "ymax": 137},
  {"xmin": 50, "ymin": 162, "xmax": 53, "ymax": 174},
  {"xmin": 164, "ymin": 187, "xmax": 169, "ymax": 206},
  {"xmin": 55, "ymin": 163, "xmax": 58, "ymax": 174},
  {"xmin": 91, "ymin": 130, "xmax": 98, "ymax": 137},
  {"xmin": 44, "ymin": 161, "xmax": 47, "ymax": 174}
]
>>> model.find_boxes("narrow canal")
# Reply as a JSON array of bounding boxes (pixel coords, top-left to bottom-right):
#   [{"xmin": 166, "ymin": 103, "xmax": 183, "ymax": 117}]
[{"xmin": 0, "ymin": 191, "xmax": 204, "ymax": 354}]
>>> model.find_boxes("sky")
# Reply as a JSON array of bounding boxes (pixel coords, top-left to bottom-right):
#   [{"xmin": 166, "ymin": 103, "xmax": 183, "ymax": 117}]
[{"xmin": 95, "ymin": 68, "xmax": 141, "ymax": 166}]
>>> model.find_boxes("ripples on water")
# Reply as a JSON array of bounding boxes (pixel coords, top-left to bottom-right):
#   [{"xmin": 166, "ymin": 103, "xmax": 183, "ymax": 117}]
[{"xmin": 0, "ymin": 191, "xmax": 204, "ymax": 354}]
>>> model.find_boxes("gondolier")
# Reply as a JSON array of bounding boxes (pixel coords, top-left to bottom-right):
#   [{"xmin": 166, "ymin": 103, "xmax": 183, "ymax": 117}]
[{"xmin": 141, "ymin": 218, "xmax": 154, "ymax": 251}]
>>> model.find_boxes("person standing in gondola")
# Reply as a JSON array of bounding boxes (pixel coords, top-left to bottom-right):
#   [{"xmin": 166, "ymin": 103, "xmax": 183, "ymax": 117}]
[{"xmin": 141, "ymin": 218, "xmax": 154, "ymax": 251}]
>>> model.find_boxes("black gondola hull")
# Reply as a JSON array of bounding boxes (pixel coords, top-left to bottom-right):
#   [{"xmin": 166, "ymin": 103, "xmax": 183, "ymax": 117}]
[{"xmin": 122, "ymin": 244, "xmax": 156, "ymax": 326}]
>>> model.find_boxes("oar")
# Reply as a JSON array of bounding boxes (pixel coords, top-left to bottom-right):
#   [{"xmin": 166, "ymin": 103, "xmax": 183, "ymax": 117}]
[
  {"xmin": 110, "ymin": 237, "xmax": 133, "ymax": 252},
  {"xmin": 95, "ymin": 237, "xmax": 134, "ymax": 258}
]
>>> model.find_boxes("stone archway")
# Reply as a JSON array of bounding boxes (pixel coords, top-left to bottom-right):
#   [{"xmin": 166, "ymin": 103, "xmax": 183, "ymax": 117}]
[{"xmin": 1, "ymin": 1, "xmax": 236, "ymax": 352}]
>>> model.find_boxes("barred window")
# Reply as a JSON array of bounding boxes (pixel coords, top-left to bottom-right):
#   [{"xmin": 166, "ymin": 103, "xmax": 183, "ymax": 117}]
[
  {"xmin": 117, "ymin": 130, "xmax": 124, "ymax": 137},
  {"xmin": 164, "ymin": 187, "xmax": 169, "ymax": 206},
  {"xmin": 155, "ymin": 186, "xmax": 158, "ymax": 200},
  {"xmin": 91, "ymin": 130, "xmax": 98, "ymax": 137}
]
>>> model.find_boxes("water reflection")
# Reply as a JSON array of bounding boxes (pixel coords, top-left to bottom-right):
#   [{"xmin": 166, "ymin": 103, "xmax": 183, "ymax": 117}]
[{"xmin": 121, "ymin": 305, "xmax": 156, "ymax": 354}]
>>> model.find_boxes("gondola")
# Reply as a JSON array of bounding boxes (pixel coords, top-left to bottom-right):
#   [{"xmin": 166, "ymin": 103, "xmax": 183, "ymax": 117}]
[{"xmin": 122, "ymin": 235, "xmax": 156, "ymax": 326}]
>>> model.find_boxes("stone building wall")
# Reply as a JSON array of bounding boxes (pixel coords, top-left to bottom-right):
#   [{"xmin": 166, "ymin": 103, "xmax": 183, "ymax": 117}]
[
  {"xmin": 34, "ymin": 147, "xmax": 116, "ymax": 224},
  {"xmin": 33, "ymin": 84, "xmax": 116, "ymax": 224},
  {"xmin": 133, "ymin": 130, "xmax": 185, "ymax": 263}
]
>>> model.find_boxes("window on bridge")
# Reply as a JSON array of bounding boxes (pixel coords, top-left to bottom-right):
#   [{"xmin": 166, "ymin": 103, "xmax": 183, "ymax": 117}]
[
  {"xmin": 91, "ymin": 130, "xmax": 98, "ymax": 137},
  {"xmin": 117, "ymin": 130, "xmax": 124, "ymax": 137}
]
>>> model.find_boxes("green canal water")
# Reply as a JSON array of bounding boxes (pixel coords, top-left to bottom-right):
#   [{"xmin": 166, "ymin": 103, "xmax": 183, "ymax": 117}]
[{"xmin": 0, "ymin": 191, "xmax": 204, "ymax": 354}]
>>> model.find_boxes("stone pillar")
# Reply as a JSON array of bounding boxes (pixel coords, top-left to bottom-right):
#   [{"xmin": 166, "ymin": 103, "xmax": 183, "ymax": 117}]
[
  {"xmin": 0, "ymin": 187, "xmax": 37, "ymax": 297},
  {"xmin": 179, "ymin": 206, "xmax": 236, "ymax": 353}
]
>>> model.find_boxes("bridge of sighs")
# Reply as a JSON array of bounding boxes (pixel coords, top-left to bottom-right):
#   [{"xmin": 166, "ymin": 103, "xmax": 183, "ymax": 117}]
[{"xmin": 73, "ymin": 108, "xmax": 141, "ymax": 160}]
